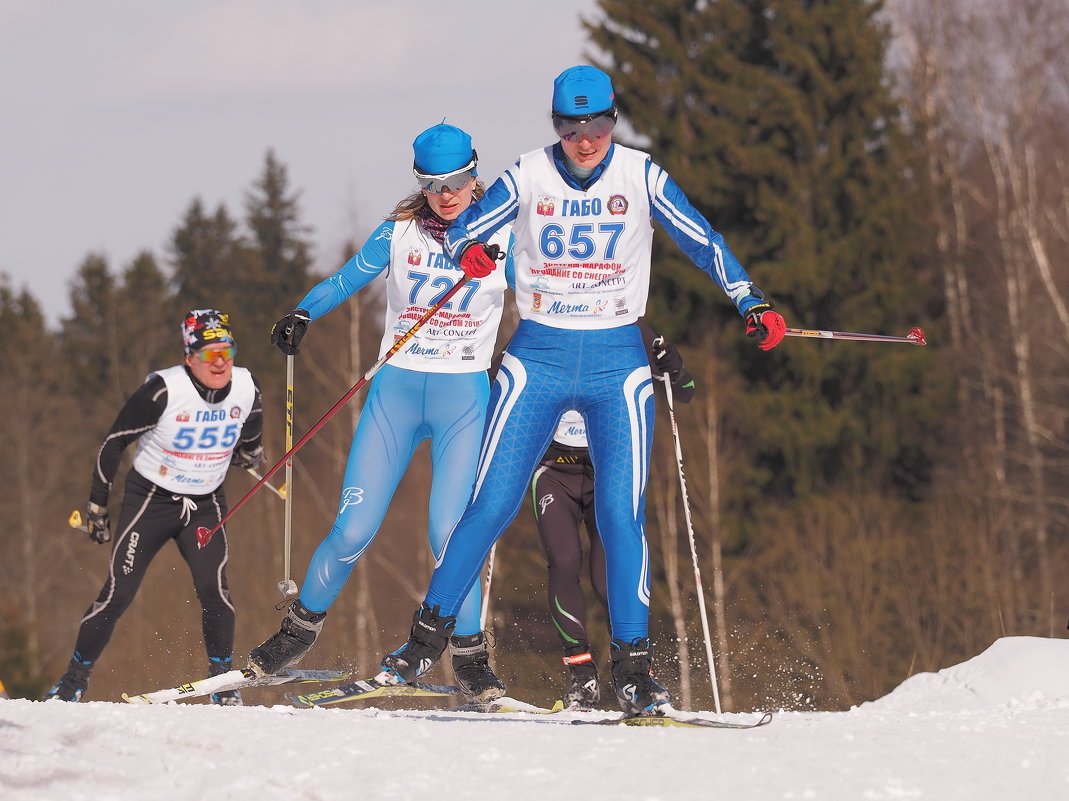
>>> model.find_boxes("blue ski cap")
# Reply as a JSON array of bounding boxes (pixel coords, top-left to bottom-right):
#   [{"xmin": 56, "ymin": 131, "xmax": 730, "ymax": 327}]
[
  {"xmin": 412, "ymin": 123, "xmax": 477, "ymax": 176},
  {"xmin": 552, "ymin": 65, "xmax": 615, "ymax": 116}
]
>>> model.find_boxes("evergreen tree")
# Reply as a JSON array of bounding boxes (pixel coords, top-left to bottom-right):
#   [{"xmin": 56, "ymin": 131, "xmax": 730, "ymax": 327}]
[
  {"xmin": 238, "ymin": 152, "xmax": 315, "ymax": 381},
  {"xmin": 59, "ymin": 251, "xmax": 177, "ymax": 407},
  {"xmin": 587, "ymin": 0, "xmax": 945, "ymax": 501},
  {"xmin": 118, "ymin": 251, "xmax": 176, "ymax": 379},
  {"xmin": 59, "ymin": 253, "xmax": 126, "ymax": 406},
  {"xmin": 0, "ymin": 279, "xmax": 82, "ymax": 689},
  {"xmin": 245, "ymin": 149, "xmax": 314, "ymax": 299},
  {"xmin": 169, "ymin": 197, "xmax": 252, "ymax": 316}
]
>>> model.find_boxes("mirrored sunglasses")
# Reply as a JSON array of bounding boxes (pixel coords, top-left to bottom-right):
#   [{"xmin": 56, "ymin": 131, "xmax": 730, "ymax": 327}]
[
  {"xmin": 552, "ymin": 108, "xmax": 618, "ymax": 143},
  {"xmin": 413, "ymin": 158, "xmax": 478, "ymax": 194},
  {"xmin": 194, "ymin": 346, "xmax": 236, "ymax": 363}
]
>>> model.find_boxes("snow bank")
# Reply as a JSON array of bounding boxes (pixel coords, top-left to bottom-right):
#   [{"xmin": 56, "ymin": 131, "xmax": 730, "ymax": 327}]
[
  {"xmin": 2, "ymin": 636, "xmax": 1068, "ymax": 800},
  {"xmin": 861, "ymin": 636, "xmax": 1069, "ymax": 712}
]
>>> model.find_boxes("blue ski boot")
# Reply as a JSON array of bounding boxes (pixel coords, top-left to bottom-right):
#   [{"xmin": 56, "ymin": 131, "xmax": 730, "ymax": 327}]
[{"xmin": 381, "ymin": 604, "xmax": 455, "ymax": 683}]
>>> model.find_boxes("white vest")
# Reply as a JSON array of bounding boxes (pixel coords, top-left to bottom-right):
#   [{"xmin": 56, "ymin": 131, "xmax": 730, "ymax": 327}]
[
  {"xmin": 553, "ymin": 410, "xmax": 589, "ymax": 448},
  {"xmin": 511, "ymin": 145, "xmax": 654, "ymax": 329},
  {"xmin": 378, "ymin": 219, "xmax": 509, "ymax": 372},
  {"xmin": 132, "ymin": 366, "xmax": 256, "ymax": 494}
]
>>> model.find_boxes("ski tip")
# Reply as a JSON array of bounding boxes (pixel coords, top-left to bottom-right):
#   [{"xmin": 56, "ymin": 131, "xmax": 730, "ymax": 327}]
[
  {"xmin": 122, "ymin": 692, "xmax": 149, "ymax": 705},
  {"xmin": 285, "ymin": 693, "xmax": 314, "ymax": 708},
  {"xmin": 550, "ymin": 699, "xmax": 565, "ymax": 713}
]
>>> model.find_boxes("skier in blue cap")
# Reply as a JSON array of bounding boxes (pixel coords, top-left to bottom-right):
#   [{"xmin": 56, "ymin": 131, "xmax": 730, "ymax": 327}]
[
  {"xmin": 251, "ymin": 123, "xmax": 515, "ymax": 703},
  {"xmin": 377, "ymin": 65, "xmax": 786, "ymax": 717}
]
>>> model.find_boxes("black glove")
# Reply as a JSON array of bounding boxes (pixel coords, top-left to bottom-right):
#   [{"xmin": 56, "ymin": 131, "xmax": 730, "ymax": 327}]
[
  {"xmin": 86, "ymin": 502, "xmax": 111, "ymax": 545},
  {"xmin": 270, "ymin": 309, "xmax": 311, "ymax": 355},
  {"xmin": 651, "ymin": 336, "xmax": 683, "ymax": 379},
  {"xmin": 231, "ymin": 444, "xmax": 265, "ymax": 470}
]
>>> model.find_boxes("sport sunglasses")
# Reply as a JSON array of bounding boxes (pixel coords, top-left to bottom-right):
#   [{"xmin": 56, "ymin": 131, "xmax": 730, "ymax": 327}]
[
  {"xmin": 194, "ymin": 346, "xmax": 236, "ymax": 363},
  {"xmin": 413, "ymin": 154, "xmax": 478, "ymax": 194},
  {"xmin": 552, "ymin": 107, "xmax": 619, "ymax": 143}
]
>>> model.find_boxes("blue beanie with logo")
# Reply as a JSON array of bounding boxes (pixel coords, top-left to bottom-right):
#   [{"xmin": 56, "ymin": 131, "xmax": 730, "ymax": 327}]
[
  {"xmin": 412, "ymin": 123, "xmax": 476, "ymax": 175},
  {"xmin": 552, "ymin": 65, "xmax": 615, "ymax": 116}
]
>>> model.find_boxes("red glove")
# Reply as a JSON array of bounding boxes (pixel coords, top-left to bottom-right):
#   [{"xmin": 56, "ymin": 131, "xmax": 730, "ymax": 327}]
[
  {"xmin": 745, "ymin": 304, "xmax": 786, "ymax": 351},
  {"xmin": 459, "ymin": 241, "xmax": 503, "ymax": 278}
]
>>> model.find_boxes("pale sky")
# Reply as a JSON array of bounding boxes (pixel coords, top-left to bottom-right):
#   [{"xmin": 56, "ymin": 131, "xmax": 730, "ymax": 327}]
[{"xmin": 0, "ymin": 0, "xmax": 602, "ymax": 324}]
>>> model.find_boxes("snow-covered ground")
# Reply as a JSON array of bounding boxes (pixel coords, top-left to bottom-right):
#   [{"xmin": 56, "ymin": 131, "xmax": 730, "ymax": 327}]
[{"xmin": 2, "ymin": 636, "xmax": 1067, "ymax": 800}]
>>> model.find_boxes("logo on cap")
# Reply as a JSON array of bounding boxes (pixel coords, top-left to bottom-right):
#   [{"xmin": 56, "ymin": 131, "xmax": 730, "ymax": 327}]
[
  {"xmin": 552, "ymin": 65, "xmax": 615, "ymax": 116},
  {"xmin": 183, "ymin": 309, "xmax": 234, "ymax": 355}
]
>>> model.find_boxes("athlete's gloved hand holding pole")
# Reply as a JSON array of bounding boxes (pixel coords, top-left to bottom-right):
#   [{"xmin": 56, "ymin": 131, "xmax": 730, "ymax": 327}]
[
  {"xmin": 650, "ymin": 336, "xmax": 684, "ymax": 380},
  {"xmin": 230, "ymin": 444, "xmax": 266, "ymax": 470},
  {"xmin": 458, "ymin": 241, "xmax": 504, "ymax": 278},
  {"xmin": 270, "ymin": 309, "xmax": 311, "ymax": 355},
  {"xmin": 743, "ymin": 295, "xmax": 787, "ymax": 351},
  {"xmin": 84, "ymin": 502, "xmax": 111, "ymax": 544}
]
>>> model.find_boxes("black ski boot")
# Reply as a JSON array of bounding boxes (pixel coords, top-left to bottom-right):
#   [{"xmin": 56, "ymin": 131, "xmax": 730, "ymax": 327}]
[
  {"xmin": 381, "ymin": 603, "xmax": 456, "ymax": 683},
  {"xmin": 609, "ymin": 637, "xmax": 671, "ymax": 715},
  {"xmin": 208, "ymin": 656, "xmax": 244, "ymax": 706},
  {"xmin": 44, "ymin": 654, "xmax": 94, "ymax": 702},
  {"xmin": 248, "ymin": 601, "xmax": 326, "ymax": 675},
  {"xmin": 450, "ymin": 632, "xmax": 507, "ymax": 702},
  {"xmin": 562, "ymin": 646, "xmax": 600, "ymax": 710}
]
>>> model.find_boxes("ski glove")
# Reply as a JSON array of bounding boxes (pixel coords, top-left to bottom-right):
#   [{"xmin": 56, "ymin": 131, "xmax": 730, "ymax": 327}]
[
  {"xmin": 651, "ymin": 337, "xmax": 683, "ymax": 379},
  {"xmin": 231, "ymin": 444, "xmax": 265, "ymax": 470},
  {"xmin": 86, "ymin": 502, "xmax": 111, "ymax": 545},
  {"xmin": 270, "ymin": 309, "xmax": 311, "ymax": 356},
  {"xmin": 458, "ymin": 241, "xmax": 503, "ymax": 279},
  {"xmin": 745, "ymin": 303, "xmax": 786, "ymax": 351}
]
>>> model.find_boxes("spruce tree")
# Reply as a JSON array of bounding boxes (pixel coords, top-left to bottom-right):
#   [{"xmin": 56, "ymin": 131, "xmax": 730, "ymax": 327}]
[
  {"xmin": 241, "ymin": 150, "xmax": 315, "ymax": 373},
  {"xmin": 2, "ymin": 281, "xmax": 91, "ymax": 690},
  {"xmin": 587, "ymin": 0, "xmax": 943, "ymax": 499},
  {"xmin": 60, "ymin": 253, "xmax": 126, "ymax": 406},
  {"xmin": 118, "ymin": 251, "xmax": 175, "ymax": 378},
  {"xmin": 245, "ymin": 149, "xmax": 313, "ymax": 299},
  {"xmin": 170, "ymin": 198, "xmax": 249, "ymax": 308}
]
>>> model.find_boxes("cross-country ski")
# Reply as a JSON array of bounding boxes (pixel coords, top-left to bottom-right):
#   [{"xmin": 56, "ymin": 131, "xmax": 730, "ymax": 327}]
[{"xmin": 122, "ymin": 668, "xmax": 348, "ymax": 705}]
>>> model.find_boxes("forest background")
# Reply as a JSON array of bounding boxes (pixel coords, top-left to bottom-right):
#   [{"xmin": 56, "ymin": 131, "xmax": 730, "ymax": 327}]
[{"xmin": 2, "ymin": 0, "xmax": 1066, "ymax": 712}]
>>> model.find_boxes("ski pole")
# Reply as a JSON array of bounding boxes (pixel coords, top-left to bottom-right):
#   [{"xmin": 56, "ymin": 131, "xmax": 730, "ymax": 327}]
[
  {"xmin": 195, "ymin": 275, "xmax": 473, "ymax": 548},
  {"xmin": 278, "ymin": 354, "xmax": 298, "ymax": 599},
  {"xmin": 246, "ymin": 468, "xmax": 286, "ymax": 500},
  {"xmin": 661, "ymin": 374, "xmax": 723, "ymax": 714},
  {"xmin": 785, "ymin": 326, "xmax": 927, "ymax": 345},
  {"xmin": 479, "ymin": 543, "xmax": 497, "ymax": 631}
]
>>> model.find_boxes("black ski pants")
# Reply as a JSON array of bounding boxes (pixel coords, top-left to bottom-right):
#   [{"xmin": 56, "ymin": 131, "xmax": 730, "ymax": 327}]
[
  {"xmin": 73, "ymin": 471, "xmax": 235, "ymax": 663},
  {"xmin": 530, "ymin": 448, "xmax": 607, "ymax": 653}
]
